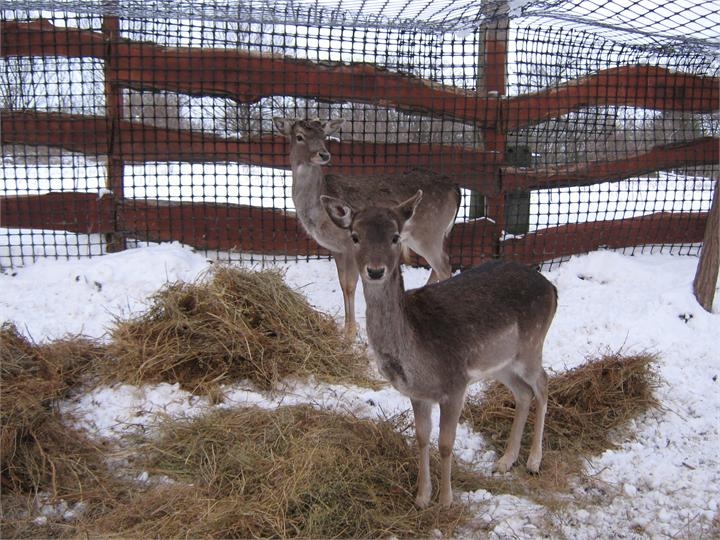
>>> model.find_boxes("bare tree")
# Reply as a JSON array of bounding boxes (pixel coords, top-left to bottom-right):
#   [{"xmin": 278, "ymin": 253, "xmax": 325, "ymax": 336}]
[
  {"xmin": 124, "ymin": 89, "xmax": 189, "ymax": 130},
  {"xmin": 217, "ymin": 21, "xmax": 293, "ymax": 137},
  {"xmin": 0, "ymin": 57, "xmax": 42, "ymax": 111}
]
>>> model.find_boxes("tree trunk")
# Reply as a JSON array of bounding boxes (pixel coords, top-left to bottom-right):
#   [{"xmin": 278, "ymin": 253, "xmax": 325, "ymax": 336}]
[{"xmin": 693, "ymin": 181, "xmax": 719, "ymax": 312}]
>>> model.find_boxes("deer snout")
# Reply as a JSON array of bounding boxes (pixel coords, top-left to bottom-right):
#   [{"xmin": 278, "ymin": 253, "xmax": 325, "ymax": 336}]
[
  {"xmin": 312, "ymin": 151, "xmax": 331, "ymax": 165},
  {"xmin": 366, "ymin": 266, "xmax": 386, "ymax": 280}
]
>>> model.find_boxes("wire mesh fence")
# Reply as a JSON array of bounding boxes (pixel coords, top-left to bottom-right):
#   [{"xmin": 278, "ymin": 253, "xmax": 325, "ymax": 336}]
[{"xmin": 1, "ymin": 0, "xmax": 718, "ymax": 270}]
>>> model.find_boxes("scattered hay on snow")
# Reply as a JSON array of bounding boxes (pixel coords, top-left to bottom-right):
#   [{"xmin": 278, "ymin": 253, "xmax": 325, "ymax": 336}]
[
  {"xmin": 82, "ymin": 406, "xmax": 480, "ymax": 538},
  {"xmin": 463, "ymin": 351, "xmax": 660, "ymax": 494},
  {"xmin": 1, "ymin": 282, "xmax": 664, "ymax": 537},
  {"xmin": 0, "ymin": 323, "xmax": 106, "ymax": 492},
  {"xmin": 0, "ymin": 323, "xmax": 121, "ymax": 538},
  {"xmin": 103, "ymin": 265, "xmax": 374, "ymax": 395}
]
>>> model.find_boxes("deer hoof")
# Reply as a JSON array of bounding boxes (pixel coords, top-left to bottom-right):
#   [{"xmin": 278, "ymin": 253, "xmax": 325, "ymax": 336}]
[
  {"xmin": 526, "ymin": 453, "xmax": 542, "ymax": 474},
  {"xmin": 493, "ymin": 455, "xmax": 515, "ymax": 474},
  {"xmin": 343, "ymin": 322, "xmax": 358, "ymax": 340},
  {"xmin": 439, "ymin": 491, "xmax": 453, "ymax": 508}
]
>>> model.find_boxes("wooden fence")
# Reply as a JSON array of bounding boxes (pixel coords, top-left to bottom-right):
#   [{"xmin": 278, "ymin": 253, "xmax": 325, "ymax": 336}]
[{"xmin": 1, "ymin": 17, "xmax": 718, "ymax": 267}]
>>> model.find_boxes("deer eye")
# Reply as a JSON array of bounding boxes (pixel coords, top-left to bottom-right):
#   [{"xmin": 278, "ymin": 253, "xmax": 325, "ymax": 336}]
[
  {"xmin": 392, "ymin": 234, "xmax": 400, "ymax": 244},
  {"xmin": 295, "ymin": 133, "xmax": 305, "ymax": 142},
  {"xmin": 351, "ymin": 233, "xmax": 360, "ymax": 244}
]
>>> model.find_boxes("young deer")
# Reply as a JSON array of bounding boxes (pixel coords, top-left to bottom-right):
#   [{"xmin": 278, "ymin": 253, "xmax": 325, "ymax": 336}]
[
  {"xmin": 321, "ymin": 190, "xmax": 557, "ymax": 508},
  {"xmin": 273, "ymin": 117, "xmax": 460, "ymax": 335}
]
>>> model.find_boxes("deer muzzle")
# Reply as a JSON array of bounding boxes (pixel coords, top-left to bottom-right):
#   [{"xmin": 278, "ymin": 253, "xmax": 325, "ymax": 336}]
[{"xmin": 366, "ymin": 266, "xmax": 386, "ymax": 280}]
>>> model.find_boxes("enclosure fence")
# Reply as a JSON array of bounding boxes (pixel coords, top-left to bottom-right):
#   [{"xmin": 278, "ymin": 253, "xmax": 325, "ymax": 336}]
[{"xmin": 1, "ymin": 0, "xmax": 718, "ymax": 270}]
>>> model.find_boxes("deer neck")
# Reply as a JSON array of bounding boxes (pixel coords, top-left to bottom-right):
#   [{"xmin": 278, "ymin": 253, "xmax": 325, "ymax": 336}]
[
  {"xmin": 290, "ymin": 146, "xmax": 324, "ymax": 192},
  {"xmin": 363, "ymin": 267, "xmax": 412, "ymax": 355},
  {"xmin": 292, "ymin": 161, "xmax": 324, "ymax": 205}
]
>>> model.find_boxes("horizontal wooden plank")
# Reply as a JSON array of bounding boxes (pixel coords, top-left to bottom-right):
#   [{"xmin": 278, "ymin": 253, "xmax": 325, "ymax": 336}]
[
  {"xmin": 446, "ymin": 218, "xmax": 499, "ymax": 268},
  {"xmin": 112, "ymin": 44, "xmax": 494, "ymax": 126},
  {"xmin": 0, "ymin": 111, "xmax": 501, "ymax": 194},
  {"xmin": 120, "ymin": 199, "xmax": 501, "ymax": 264},
  {"xmin": 503, "ymin": 65, "xmax": 720, "ymax": 130},
  {"xmin": 0, "ymin": 19, "xmax": 107, "ymax": 57},
  {"xmin": 501, "ymin": 211, "xmax": 708, "ymax": 265},
  {"xmin": 326, "ymin": 141, "xmax": 500, "ymax": 188},
  {"xmin": 118, "ymin": 199, "xmax": 323, "ymax": 256},
  {"xmin": 0, "ymin": 191, "xmax": 321, "ymax": 255},
  {"xmin": 4, "ymin": 20, "xmax": 717, "ymax": 129},
  {"xmin": 502, "ymin": 137, "xmax": 720, "ymax": 191},
  {"xmin": 0, "ymin": 19, "xmax": 498, "ymax": 127},
  {"xmin": 0, "ymin": 111, "xmax": 111, "ymax": 155},
  {"xmin": 0, "ymin": 189, "xmax": 498, "ymax": 263},
  {"xmin": 0, "ymin": 195, "xmax": 499, "ymax": 266},
  {"xmin": 8, "ymin": 109, "xmax": 712, "ymax": 195},
  {"xmin": 1, "ymin": 192, "xmax": 705, "ymax": 269},
  {"xmin": 0, "ymin": 192, "xmax": 115, "ymax": 233}
]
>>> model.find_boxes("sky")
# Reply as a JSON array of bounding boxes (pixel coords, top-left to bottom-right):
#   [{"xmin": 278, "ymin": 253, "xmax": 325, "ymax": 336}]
[{"xmin": 0, "ymin": 240, "xmax": 718, "ymax": 537}]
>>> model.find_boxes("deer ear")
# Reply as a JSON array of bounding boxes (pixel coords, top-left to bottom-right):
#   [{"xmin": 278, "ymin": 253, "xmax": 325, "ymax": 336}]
[
  {"xmin": 323, "ymin": 118, "xmax": 346, "ymax": 136},
  {"xmin": 320, "ymin": 195, "xmax": 354, "ymax": 229},
  {"xmin": 273, "ymin": 117, "xmax": 293, "ymax": 136},
  {"xmin": 396, "ymin": 190, "xmax": 423, "ymax": 222}
]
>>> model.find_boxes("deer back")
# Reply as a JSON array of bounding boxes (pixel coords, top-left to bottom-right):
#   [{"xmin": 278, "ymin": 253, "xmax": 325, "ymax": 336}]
[
  {"xmin": 324, "ymin": 169, "xmax": 460, "ymax": 234},
  {"xmin": 274, "ymin": 118, "xmax": 460, "ymax": 243},
  {"xmin": 405, "ymin": 261, "xmax": 557, "ymax": 356},
  {"xmin": 370, "ymin": 259, "xmax": 556, "ymax": 396}
]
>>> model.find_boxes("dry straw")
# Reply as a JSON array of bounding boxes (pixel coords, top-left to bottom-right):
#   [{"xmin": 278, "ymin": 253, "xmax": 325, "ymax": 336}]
[
  {"xmin": 0, "ymin": 323, "xmax": 121, "ymax": 537},
  {"xmin": 463, "ymin": 351, "xmax": 660, "ymax": 494},
  {"xmin": 104, "ymin": 265, "xmax": 374, "ymax": 395},
  {"xmin": 0, "ymin": 323, "xmax": 105, "ymax": 491},
  {"xmin": 90, "ymin": 405, "xmax": 477, "ymax": 538},
  {"xmin": 0, "ymin": 265, "xmax": 662, "ymax": 537}
]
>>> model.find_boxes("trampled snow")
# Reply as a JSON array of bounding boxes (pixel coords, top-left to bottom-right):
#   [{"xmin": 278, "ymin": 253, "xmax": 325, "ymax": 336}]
[{"xmin": 1, "ymin": 242, "xmax": 718, "ymax": 538}]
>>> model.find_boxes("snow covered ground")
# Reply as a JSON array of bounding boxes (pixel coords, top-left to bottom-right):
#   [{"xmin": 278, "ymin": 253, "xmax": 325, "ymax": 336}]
[{"xmin": 1, "ymin": 241, "xmax": 718, "ymax": 538}]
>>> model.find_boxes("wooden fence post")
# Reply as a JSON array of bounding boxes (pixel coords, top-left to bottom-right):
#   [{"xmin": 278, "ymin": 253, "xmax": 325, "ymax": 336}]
[
  {"xmin": 503, "ymin": 144, "xmax": 532, "ymax": 235},
  {"xmin": 693, "ymin": 181, "xmax": 719, "ymax": 312},
  {"xmin": 472, "ymin": 0, "xmax": 510, "ymax": 254},
  {"xmin": 102, "ymin": 14, "xmax": 126, "ymax": 252}
]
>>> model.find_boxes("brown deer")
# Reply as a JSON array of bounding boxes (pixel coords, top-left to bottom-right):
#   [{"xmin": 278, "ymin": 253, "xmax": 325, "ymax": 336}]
[
  {"xmin": 321, "ymin": 190, "xmax": 557, "ymax": 508},
  {"xmin": 273, "ymin": 117, "xmax": 460, "ymax": 335}
]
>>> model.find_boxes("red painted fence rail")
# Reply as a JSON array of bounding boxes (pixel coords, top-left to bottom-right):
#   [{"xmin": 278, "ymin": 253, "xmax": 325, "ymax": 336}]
[{"xmin": 1, "ymin": 17, "xmax": 717, "ymax": 267}]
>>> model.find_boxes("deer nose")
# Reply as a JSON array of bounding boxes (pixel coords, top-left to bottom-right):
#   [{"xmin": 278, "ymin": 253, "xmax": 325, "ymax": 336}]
[
  {"xmin": 366, "ymin": 266, "xmax": 385, "ymax": 280},
  {"xmin": 313, "ymin": 151, "xmax": 331, "ymax": 164}
]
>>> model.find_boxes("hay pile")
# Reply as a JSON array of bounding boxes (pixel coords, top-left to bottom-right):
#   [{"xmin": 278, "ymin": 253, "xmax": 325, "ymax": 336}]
[
  {"xmin": 63, "ymin": 406, "xmax": 476, "ymax": 538},
  {"xmin": 103, "ymin": 265, "xmax": 373, "ymax": 394},
  {"xmin": 0, "ymin": 323, "xmax": 120, "ymax": 537},
  {"xmin": 1, "ymin": 263, "xmax": 665, "ymax": 537},
  {"xmin": 0, "ymin": 323, "xmax": 106, "ymax": 492},
  {"xmin": 1, "ymin": 318, "xmax": 478, "ymax": 538},
  {"xmin": 463, "ymin": 352, "xmax": 660, "ymax": 491}
]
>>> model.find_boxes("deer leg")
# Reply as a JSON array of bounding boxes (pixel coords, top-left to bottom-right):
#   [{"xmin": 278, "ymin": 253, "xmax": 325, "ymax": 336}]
[
  {"xmin": 494, "ymin": 372, "xmax": 533, "ymax": 473},
  {"xmin": 526, "ymin": 366, "xmax": 548, "ymax": 473},
  {"xmin": 406, "ymin": 237, "xmax": 452, "ymax": 284},
  {"xmin": 424, "ymin": 250, "xmax": 452, "ymax": 284},
  {"xmin": 332, "ymin": 251, "xmax": 358, "ymax": 336},
  {"xmin": 430, "ymin": 251, "xmax": 452, "ymax": 284},
  {"xmin": 438, "ymin": 392, "xmax": 465, "ymax": 508},
  {"xmin": 411, "ymin": 399, "xmax": 433, "ymax": 508}
]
